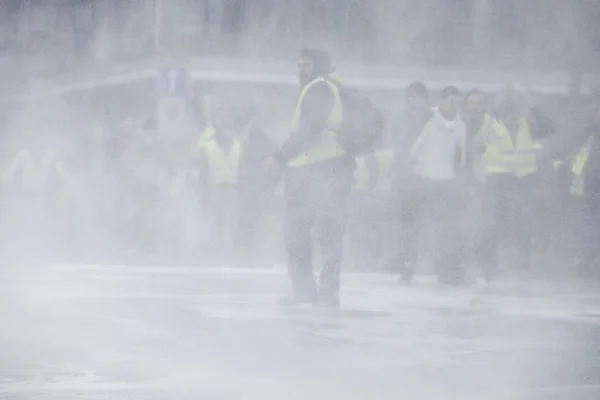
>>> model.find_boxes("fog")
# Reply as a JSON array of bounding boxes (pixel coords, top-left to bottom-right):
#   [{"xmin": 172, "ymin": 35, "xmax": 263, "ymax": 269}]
[{"xmin": 1, "ymin": 1, "xmax": 600, "ymax": 399}]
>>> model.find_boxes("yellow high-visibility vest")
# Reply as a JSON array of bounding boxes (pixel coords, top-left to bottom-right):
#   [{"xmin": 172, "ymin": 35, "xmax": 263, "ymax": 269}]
[
  {"xmin": 204, "ymin": 139, "xmax": 241, "ymax": 185},
  {"xmin": 288, "ymin": 76, "xmax": 344, "ymax": 167},
  {"xmin": 197, "ymin": 123, "xmax": 217, "ymax": 148},
  {"xmin": 554, "ymin": 137, "xmax": 593, "ymax": 196},
  {"xmin": 482, "ymin": 119, "xmax": 541, "ymax": 177},
  {"xmin": 1, "ymin": 149, "xmax": 61, "ymax": 192}
]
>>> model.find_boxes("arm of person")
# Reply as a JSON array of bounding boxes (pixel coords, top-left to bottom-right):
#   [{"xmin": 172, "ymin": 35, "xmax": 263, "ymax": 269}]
[
  {"xmin": 273, "ymin": 81, "xmax": 334, "ymax": 165},
  {"xmin": 455, "ymin": 124, "xmax": 476, "ymax": 184},
  {"xmin": 528, "ymin": 106, "xmax": 556, "ymax": 140}
]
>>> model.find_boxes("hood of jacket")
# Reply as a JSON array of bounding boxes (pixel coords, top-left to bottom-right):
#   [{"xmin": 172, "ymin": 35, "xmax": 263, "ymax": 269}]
[{"xmin": 431, "ymin": 106, "xmax": 461, "ymax": 133}]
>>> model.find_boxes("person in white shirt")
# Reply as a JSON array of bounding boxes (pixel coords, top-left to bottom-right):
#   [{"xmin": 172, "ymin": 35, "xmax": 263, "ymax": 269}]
[{"xmin": 396, "ymin": 86, "xmax": 469, "ymax": 285}]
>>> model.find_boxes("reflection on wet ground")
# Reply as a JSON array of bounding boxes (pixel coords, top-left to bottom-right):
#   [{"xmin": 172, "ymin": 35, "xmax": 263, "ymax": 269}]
[{"xmin": 1, "ymin": 266, "xmax": 599, "ymax": 399}]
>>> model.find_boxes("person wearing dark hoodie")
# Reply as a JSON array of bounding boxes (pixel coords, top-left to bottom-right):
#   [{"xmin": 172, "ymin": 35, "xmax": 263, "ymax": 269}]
[
  {"xmin": 383, "ymin": 82, "xmax": 432, "ymax": 274},
  {"xmin": 263, "ymin": 48, "xmax": 353, "ymax": 308},
  {"xmin": 475, "ymin": 89, "xmax": 547, "ymax": 280}
]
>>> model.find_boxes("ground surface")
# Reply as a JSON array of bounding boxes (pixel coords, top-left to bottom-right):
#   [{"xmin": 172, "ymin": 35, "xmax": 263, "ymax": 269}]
[{"xmin": 1, "ymin": 265, "xmax": 600, "ymax": 400}]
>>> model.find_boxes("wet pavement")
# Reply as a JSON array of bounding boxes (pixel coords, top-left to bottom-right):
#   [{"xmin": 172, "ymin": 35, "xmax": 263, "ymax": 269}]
[{"xmin": 1, "ymin": 265, "xmax": 600, "ymax": 399}]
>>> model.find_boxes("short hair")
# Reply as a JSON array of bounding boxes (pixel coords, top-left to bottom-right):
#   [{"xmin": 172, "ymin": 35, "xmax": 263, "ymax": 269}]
[
  {"xmin": 300, "ymin": 48, "xmax": 332, "ymax": 71},
  {"xmin": 406, "ymin": 81, "xmax": 428, "ymax": 98},
  {"xmin": 441, "ymin": 86, "xmax": 460, "ymax": 99},
  {"xmin": 465, "ymin": 88, "xmax": 484, "ymax": 100}
]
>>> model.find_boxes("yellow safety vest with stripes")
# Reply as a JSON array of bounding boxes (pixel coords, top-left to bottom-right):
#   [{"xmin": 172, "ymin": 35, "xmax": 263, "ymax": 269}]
[
  {"xmin": 288, "ymin": 76, "xmax": 344, "ymax": 167},
  {"xmin": 204, "ymin": 139, "xmax": 241, "ymax": 185},
  {"xmin": 482, "ymin": 118, "xmax": 541, "ymax": 177},
  {"xmin": 197, "ymin": 123, "xmax": 217, "ymax": 149},
  {"xmin": 553, "ymin": 137, "xmax": 593, "ymax": 196},
  {"xmin": 1, "ymin": 149, "xmax": 66, "ymax": 192}
]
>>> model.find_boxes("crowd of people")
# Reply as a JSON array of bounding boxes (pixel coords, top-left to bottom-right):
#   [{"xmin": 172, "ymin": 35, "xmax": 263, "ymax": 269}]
[{"xmin": 1, "ymin": 48, "xmax": 599, "ymax": 308}]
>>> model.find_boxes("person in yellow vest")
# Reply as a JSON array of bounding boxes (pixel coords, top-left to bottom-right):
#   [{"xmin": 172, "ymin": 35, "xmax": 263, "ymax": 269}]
[
  {"xmin": 475, "ymin": 90, "xmax": 546, "ymax": 280},
  {"xmin": 193, "ymin": 94, "xmax": 223, "ymax": 152},
  {"xmin": 197, "ymin": 121, "xmax": 242, "ymax": 254},
  {"xmin": 563, "ymin": 102, "xmax": 600, "ymax": 279},
  {"xmin": 263, "ymin": 49, "xmax": 353, "ymax": 308}
]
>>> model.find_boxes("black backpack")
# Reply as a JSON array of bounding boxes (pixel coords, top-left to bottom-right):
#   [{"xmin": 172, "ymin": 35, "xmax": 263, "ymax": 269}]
[{"xmin": 331, "ymin": 83, "xmax": 385, "ymax": 155}]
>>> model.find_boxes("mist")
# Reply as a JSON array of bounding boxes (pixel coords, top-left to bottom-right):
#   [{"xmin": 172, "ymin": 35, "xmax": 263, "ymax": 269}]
[{"xmin": 1, "ymin": 1, "xmax": 600, "ymax": 399}]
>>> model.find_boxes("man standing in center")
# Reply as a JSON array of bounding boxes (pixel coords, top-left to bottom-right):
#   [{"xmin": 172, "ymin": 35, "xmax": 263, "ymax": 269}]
[
  {"xmin": 264, "ymin": 48, "xmax": 353, "ymax": 308},
  {"xmin": 396, "ymin": 86, "xmax": 469, "ymax": 284}
]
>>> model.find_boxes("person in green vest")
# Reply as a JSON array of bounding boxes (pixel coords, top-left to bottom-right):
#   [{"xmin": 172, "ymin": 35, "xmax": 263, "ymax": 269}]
[
  {"xmin": 565, "ymin": 101, "xmax": 600, "ymax": 278},
  {"xmin": 196, "ymin": 119, "xmax": 242, "ymax": 256},
  {"xmin": 475, "ymin": 89, "xmax": 547, "ymax": 280},
  {"xmin": 263, "ymin": 48, "xmax": 353, "ymax": 308}
]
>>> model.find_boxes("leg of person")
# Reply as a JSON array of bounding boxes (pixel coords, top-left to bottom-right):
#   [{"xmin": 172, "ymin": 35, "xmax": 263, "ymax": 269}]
[
  {"xmin": 512, "ymin": 191, "xmax": 535, "ymax": 271},
  {"xmin": 315, "ymin": 175, "xmax": 351, "ymax": 308},
  {"xmin": 435, "ymin": 182, "xmax": 468, "ymax": 285},
  {"xmin": 476, "ymin": 180, "xmax": 502, "ymax": 281},
  {"xmin": 397, "ymin": 186, "xmax": 429, "ymax": 283},
  {"xmin": 580, "ymin": 192, "xmax": 600, "ymax": 279},
  {"xmin": 344, "ymin": 192, "xmax": 367, "ymax": 270},
  {"xmin": 280, "ymin": 169, "xmax": 318, "ymax": 305}
]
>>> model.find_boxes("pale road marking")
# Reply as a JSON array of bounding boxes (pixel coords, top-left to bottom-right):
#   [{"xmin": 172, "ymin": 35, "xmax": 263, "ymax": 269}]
[
  {"xmin": 46, "ymin": 265, "xmax": 283, "ymax": 275},
  {"xmin": 511, "ymin": 384, "xmax": 600, "ymax": 398}
]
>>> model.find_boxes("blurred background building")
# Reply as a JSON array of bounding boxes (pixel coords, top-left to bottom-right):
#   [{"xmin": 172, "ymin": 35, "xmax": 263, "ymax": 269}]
[{"xmin": 0, "ymin": 0, "xmax": 598, "ymax": 80}]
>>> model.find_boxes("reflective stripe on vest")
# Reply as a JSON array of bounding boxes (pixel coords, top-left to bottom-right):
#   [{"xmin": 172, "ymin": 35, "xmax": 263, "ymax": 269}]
[
  {"xmin": 1, "ymin": 149, "xmax": 60, "ymax": 192},
  {"xmin": 204, "ymin": 139, "xmax": 241, "ymax": 185},
  {"xmin": 570, "ymin": 137, "xmax": 593, "ymax": 196},
  {"xmin": 197, "ymin": 123, "xmax": 217, "ymax": 148},
  {"xmin": 374, "ymin": 148, "xmax": 395, "ymax": 191},
  {"xmin": 288, "ymin": 76, "xmax": 344, "ymax": 167},
  {"xmin": 483, "ymin": 119, "xmax": 540, "ymax": 177}
]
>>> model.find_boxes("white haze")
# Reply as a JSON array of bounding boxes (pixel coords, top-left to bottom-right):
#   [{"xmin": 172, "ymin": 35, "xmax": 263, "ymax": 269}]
[{"xmin": 1, "ymin": 1, "xmax": 600, "ymax": 400}]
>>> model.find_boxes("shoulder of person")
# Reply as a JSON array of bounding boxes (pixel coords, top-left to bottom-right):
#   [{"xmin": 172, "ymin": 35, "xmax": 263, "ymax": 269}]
[{"xmin": 307, "ymin": 79, "xmax": 335, "ymax": 95}]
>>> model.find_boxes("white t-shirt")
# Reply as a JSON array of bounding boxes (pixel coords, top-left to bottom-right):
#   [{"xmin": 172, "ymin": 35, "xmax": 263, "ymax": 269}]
[{"xmin": 410, "ymin": 107, "xmax": 466, "ymax": 181}]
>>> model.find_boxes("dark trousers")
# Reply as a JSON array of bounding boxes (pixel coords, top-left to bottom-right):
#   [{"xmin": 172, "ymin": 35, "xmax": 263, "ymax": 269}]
[
  {"xmin": 390, "ymin": 178, "xmax": 467, "ymax": 284},
  {"xmin": 476, "ymin": 175, "xmax": 534, "ymax": 280},
  {"xmin": 283, "ymin": 159, "xmax": 353, "ymax": 298}
]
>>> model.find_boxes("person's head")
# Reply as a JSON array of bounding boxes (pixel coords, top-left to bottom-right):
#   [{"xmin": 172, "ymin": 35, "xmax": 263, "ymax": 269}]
[
  {"xmin": 203, "ymin": 94, "xmax": 226, "ymax": 125},
  {"xmin": 438, "ymin": 86, "xmax": 461, "ymax": 120},
  {"xmin": 405, "ymin": 82, "xmax": 429, "ymax": 113},
  {"xmin": 493, "ymin": 88, "xmax": 522, "ymax": 130},
  {"xmin": 464, "ymin": 89, "xmax": 486, "ymax": 118},
  {"xmin": 297, "ymin": 48, "xmax": 333, "ymax": 85}
]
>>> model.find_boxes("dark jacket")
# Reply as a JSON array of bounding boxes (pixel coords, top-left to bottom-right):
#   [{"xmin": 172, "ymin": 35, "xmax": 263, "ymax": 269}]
[
  {"xmin": 239, "ymin": 127, "xmax": 277, "ymax": 190},
  {"xmin": 390, "ymin": 107, "xmax": 433, "ymax": 176},
  {"xmin": 273, "ymin": 79, "xmax": 335, "ymax": 165},
  {"xmin": 528, "ymin": 106, "xmax": 556, "ymax": 140}
]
